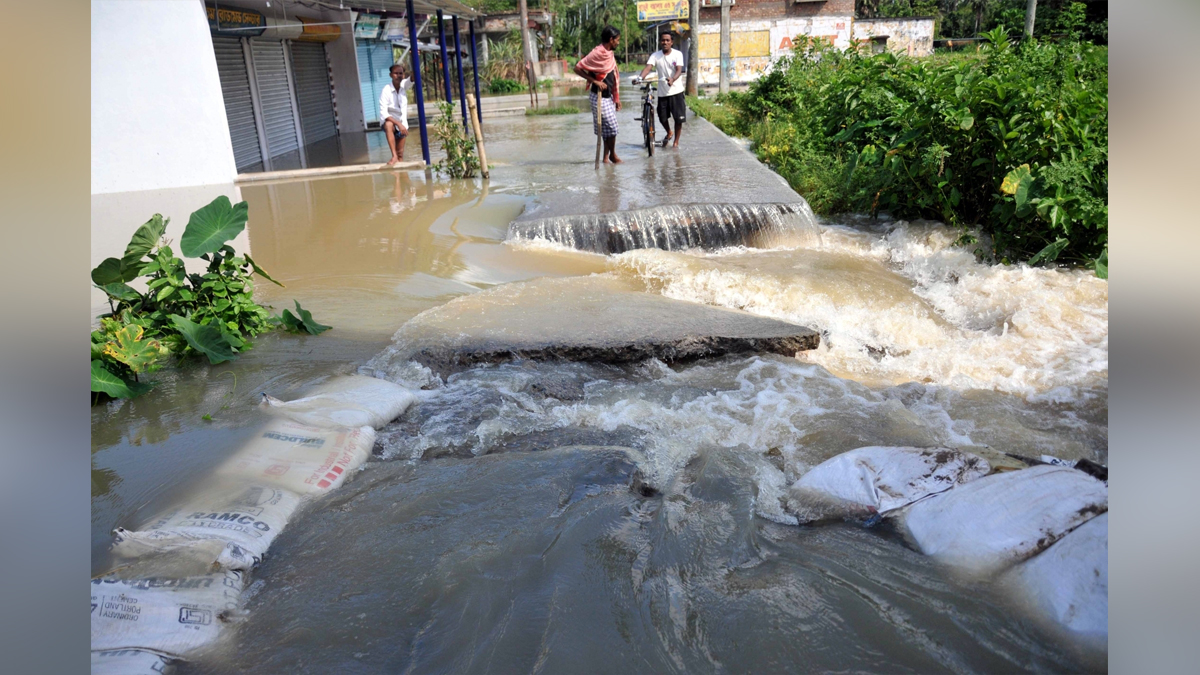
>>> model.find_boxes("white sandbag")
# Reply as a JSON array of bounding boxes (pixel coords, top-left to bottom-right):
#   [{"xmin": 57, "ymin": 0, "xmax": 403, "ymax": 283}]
[
  {"xmin": 91, "ymin": 648, "xmax": 172, "ymax": 674},
  {"xmin": 215, "ymin": 419, "xmax": 376, "ymax": 495},
  {"xmin": 787, "ymin": 446, "xmax": 990, "ymax": 523},
  {"xmin": 893, "ymin": 464, "xmax": 1107, "ymax": 575},
  {"xmin": 91, "ymin": 569, "xmax": 243, "ymax": 658},
  {"xmin": 1005, "ymin": 512, "xmax": 1108, "ymax": 640},
  {"xmin": 113, "ymin": 486, "xmax": 302, "ymax": 571},
  {"xmin": 261, "ymin": 375, "xmax": 415, "ymax": 429}
]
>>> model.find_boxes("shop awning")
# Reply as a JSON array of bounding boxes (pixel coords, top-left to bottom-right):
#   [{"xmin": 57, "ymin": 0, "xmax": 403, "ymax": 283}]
[{"xmin": 358, "ymin": 0, "xmax": 481, "ymax": 20}]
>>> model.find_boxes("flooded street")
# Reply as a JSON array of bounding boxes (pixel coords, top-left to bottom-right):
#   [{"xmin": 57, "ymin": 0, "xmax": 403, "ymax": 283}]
[{"xmin": 93, "ymin": 101, "xmax": 1107, "ymax": 672}]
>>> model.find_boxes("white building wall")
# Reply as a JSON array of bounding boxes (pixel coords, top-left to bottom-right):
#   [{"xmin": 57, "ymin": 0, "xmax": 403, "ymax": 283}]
[{"xmin": 92, "ymin": 0, "xmax": 237, "ymax": 194}]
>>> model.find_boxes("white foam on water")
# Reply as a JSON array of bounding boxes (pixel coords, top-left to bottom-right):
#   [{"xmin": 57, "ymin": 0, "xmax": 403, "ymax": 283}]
[
  {"xmin": 380, "ymin": 354, "xmax": 1101, "ymax": 523},
  {"xmin": 611, "ymin": 220, "xmax": 1108, "ymax": 396}
]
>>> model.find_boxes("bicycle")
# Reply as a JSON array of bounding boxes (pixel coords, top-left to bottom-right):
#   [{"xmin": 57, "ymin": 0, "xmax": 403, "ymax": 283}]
[{"xmin": 630, "ymin": 76, "xmax": 659, "ymax": 157}]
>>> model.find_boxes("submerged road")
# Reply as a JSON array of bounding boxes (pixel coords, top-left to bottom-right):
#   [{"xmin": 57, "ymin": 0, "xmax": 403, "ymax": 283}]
[
  {"xmin": 94, "ymin": 99, "xmax": 1106, "ymax": 674},
  {"xmin": 476, "ymin": 94, "xmax": 802, "ymax": 221}
]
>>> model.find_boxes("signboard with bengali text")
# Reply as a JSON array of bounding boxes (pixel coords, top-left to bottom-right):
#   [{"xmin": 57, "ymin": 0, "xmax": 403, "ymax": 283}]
[
  {"xmin": 637, "ymin": 0, "xmax": 688, "ymax": 22},
  {"xmin": 205, "ymin": 2, "xmax": 265, "ymax": 36}
]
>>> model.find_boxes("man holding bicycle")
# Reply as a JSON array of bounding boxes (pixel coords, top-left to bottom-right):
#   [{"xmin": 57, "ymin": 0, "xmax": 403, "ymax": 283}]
[{"xmin": 638, "ymin": 32, "xmax": 687, "ymax": 149}]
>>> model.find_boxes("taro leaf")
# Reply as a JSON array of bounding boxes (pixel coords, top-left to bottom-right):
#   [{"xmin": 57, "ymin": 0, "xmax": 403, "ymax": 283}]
[
  {"xmin": 91, "ymin": 360, "xmax": 152, "ymax": 399},
  {"xmin": 1093, "ymin": 248, "xmax": 1108, "ymax": 280},
  {"xmin": 91, "ymin": 257, "xmax": 140, "ymax": 285},
  {"xmin": 280, "ymin": 308, "xmax": 303, "ymax": 332},
  {"xmin": 281, "ymin": 301, "xmax": 331, "ymax": 335},
  {"xmin": 245, "ymin": 254, "xmax": 284, "ymax": 287},
  {"xmin": 97, "ymin": 282, "xmax": 141, "ymax": 303},
  {"xmin": 1027, "ymin": 238, "xmax": 1070, "ymax": 266},
  {"xmin": 1000, "ymin": 164, "xmax": 1032, "ymax": 195},
  {"xmin": 122, "ymin": 214, "xmax": 168, "ymax": 267},
  {"xmin": 181, "ymin": 196, "xmax": 249, "ymax": 258},
  {"xmin": 169, "ymin": 314, "xmax": 237, "ymax": 364},
  {"xmin": 102, "ymin": 324, "xmax": 164, "ymax": 375}
]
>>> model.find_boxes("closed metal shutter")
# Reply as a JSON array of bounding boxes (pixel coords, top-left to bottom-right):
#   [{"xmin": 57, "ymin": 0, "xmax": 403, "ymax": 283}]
[
  {"xmin": 289, "ymin": 42, "xmax": 338, "ymax": 143},
  {"xmin": 212, "ymin": 36, "xmax": 262, "ymax": 171},
  {"xmin": 250, "ymin": 39, "xmax": 299, "ymax": 158},
  {"xmin": 357, "ymin": 40, "xmax": 393, "ymax": 125}
]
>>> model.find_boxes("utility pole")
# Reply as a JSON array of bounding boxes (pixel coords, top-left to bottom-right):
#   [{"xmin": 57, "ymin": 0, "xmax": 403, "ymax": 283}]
[
  {"xmin": 624, "ymin": 0, "xmax": 629, "ymax": 65},
  {"xmin": 1024, "ymin": 0, "xmax": 1037, "ymax": 38},
  {"xmin": 719, "ymin": 0, "xmax": 730, "ymax": 94},
  {"xmin": 518, "ymin": 0, "xmax": 540, "ymax": 108},
  {"xmin": 686, "ymin": 0, "xmax": 699, "ymax": 95}
]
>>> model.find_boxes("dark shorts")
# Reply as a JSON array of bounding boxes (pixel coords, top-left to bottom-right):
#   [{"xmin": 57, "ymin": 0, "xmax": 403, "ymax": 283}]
[
  {"xmin": 657, "ymin": 93, "xmax": 686, "ymax": 126},
  {"xmin": 383, "ymin": 119, "xmax": 408, "ymax": 138}
]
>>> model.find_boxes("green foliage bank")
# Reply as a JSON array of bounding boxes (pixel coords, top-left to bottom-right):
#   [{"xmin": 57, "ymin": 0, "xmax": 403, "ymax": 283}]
[
  {"xmin": 690, "ymin": 29, "xmax": 1107, "ymax": 273},
  {"xmin": 91, "ymin": 196, "xmax": 329, "ymax": 401}
]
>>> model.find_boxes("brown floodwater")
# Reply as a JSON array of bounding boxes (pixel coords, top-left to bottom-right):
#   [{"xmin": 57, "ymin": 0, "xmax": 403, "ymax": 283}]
[{"xmin": 93, "ymin": 107, "xmax": 1107, "ymax": 673}]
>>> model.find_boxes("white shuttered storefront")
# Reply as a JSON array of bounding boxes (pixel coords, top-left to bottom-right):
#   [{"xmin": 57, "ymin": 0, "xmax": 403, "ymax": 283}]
[
  {"xmin": 289, "ymin": 42, "xmax": 338, "ymax": 144},
  {"xmin": 212, "ymin": 36, "xmax": 264, "ymax": 172},
  {"xmin": 249, "ymin": 38, "xmax": 301, "ymax": 162}
]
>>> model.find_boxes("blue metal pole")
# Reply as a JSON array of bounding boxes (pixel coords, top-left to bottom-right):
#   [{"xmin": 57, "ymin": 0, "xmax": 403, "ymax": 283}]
[
  {"xmin": 406, "ymin": 0, "xmax": 430, "ymax": 165},
  {"xmin": 452, "ymin": 15, "xmax": 469, "ymax": 133},
  {"xmin": 436, "ymin": 10, "xmax": 453, "ymax": 104},
  {"xmin": 470, "ymin": 19, "xmax": 483, "ymax": 129}
]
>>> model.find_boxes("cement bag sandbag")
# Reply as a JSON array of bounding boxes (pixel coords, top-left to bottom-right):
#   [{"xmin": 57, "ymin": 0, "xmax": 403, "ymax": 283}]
[
  {"xmin": 91, "ymin": 648, "xmax": 172, "ymax": 674},
  {"xmin": 787, "ymin": 446, "xmax": 990, "ymax": 524},
  {"xmin": 261, "ymin": 375, "xmax": 415, "ymax": 429},
  {"xmin": 1005, "ymin": 512, "xmax": 1108, "ymax": 641},
  {"xmin": 112, "ymin": 486, "xmax": 302, "ymax": 571},
  {"xmin": 893, "ymin": 464, "xmax": 1107, "ymax": 575},
  {"xmin": 91, "ymin": 569, "xmax": 243, "ymax": 658},
  {"xmin": 214, "ymin": 419, "xmax": 376, "ymax": 495}
]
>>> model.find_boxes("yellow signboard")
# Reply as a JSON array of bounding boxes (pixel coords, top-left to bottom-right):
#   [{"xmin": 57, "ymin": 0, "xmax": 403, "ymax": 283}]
[
  {"xmin": 698, "ymin": 31, "xmax": 770, "ymax": 58},
  {"xmin": 637, "ymin": 0, "xmax": 688, "ymax": 22}
]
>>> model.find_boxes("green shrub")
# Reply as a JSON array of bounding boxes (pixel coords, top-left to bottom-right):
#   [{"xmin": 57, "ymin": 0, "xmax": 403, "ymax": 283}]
[
  {"xmin": 91, "ymin": 197, "xmax": 329, "ymax": 401},
  {"xmin": 432, "ymin": 102, "xmax": 481, "ymax": 179},
  {"xmin": 692, "ymin": 31, "xmax": 1107, "ymax": 270},
  {"xmin": 489, "ymin": 77, "xmax": 525, "ymax": 94}
]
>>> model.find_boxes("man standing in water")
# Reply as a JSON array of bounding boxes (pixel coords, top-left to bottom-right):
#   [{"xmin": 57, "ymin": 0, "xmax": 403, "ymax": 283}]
[
  {"xmin": 638, "ymin": 31, "xmax": 686, "ymax": 148},
  {"xmin": 574, "ymin": 26, "xmax": 623, "ymax": 164},
  {"xmin": 379, "ymin": 64, "xmax": 413, "ymax": 166}
]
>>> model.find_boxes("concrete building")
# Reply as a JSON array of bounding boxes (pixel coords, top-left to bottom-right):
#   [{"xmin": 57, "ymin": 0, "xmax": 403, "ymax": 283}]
[
  {"xmin": 694, "ymin": 0, "xmax": 933, "ymax": 86},
  {"xmin": 92, "ymin": 0, "xmax": 480, "ymax": 196}
]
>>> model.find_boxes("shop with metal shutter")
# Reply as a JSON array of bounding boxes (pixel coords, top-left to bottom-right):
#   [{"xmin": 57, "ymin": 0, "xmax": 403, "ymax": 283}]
[
  {"xmin": 211, "ymin": 35, "xmax": 264, "ymax": 172},
  {"xmin": 290, "ymin": 42, "xmax": 338, "ymax": 144},
  {"xmin": 249, "ymin": 38, "xmax": 303, "ymax": 166},
  {"xmin": 205, "ymin": 2, "xmax": 344, "ymax": 172}
]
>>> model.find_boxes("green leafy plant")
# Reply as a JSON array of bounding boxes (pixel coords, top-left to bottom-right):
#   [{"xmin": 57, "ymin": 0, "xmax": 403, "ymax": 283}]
[
  {"xmin": 431, "ymin": 102, "xmax": 481, "ymax": 179},
  {"xmin": 280, "ymin": 301, "xmax": 332, "ymax": 335},
  {"xmin": 91, "ymin": 196, "xmax": 332, "ymax": 402},
  {"xmin": 489, "ymin": 77, "xmax": 525, "ymax": 94},
  {"xmin": 691, "ymin": 30, "xmax": 1107, "ymax": 269}
]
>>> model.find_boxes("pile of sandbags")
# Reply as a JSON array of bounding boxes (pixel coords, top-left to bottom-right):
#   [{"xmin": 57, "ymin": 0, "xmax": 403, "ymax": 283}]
[
  {"xmin": 95, "ymin": 376, "xmax": 415, "ymax": 670},
  {"xmin": 786, "ymin": 445, "xmax": 1108, "ymax": 645}
]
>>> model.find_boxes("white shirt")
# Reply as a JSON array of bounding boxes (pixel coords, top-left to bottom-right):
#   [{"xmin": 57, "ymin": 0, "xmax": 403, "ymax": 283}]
[
  {"xmin": 646, "ymin": 49, "xmax": 686, "ymax": 98},
  {"xmin": 379, "ymin": 79, "xmax": 413, "ymax": 128}
]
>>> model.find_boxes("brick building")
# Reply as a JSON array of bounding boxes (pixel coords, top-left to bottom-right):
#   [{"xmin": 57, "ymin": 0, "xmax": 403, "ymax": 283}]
[{"xmin": 694, "ymin": 0, "xmax": 932, "ymax": 86}]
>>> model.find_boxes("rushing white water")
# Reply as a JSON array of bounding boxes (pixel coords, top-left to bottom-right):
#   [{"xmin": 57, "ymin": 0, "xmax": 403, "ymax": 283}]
[
  {"xmin": 609, "ymin": 220, "xmax": 1108, "ymax": 396},
  {"xmin": 507, "ymin": 202, "xmax": 820, "ymax": 254}
]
